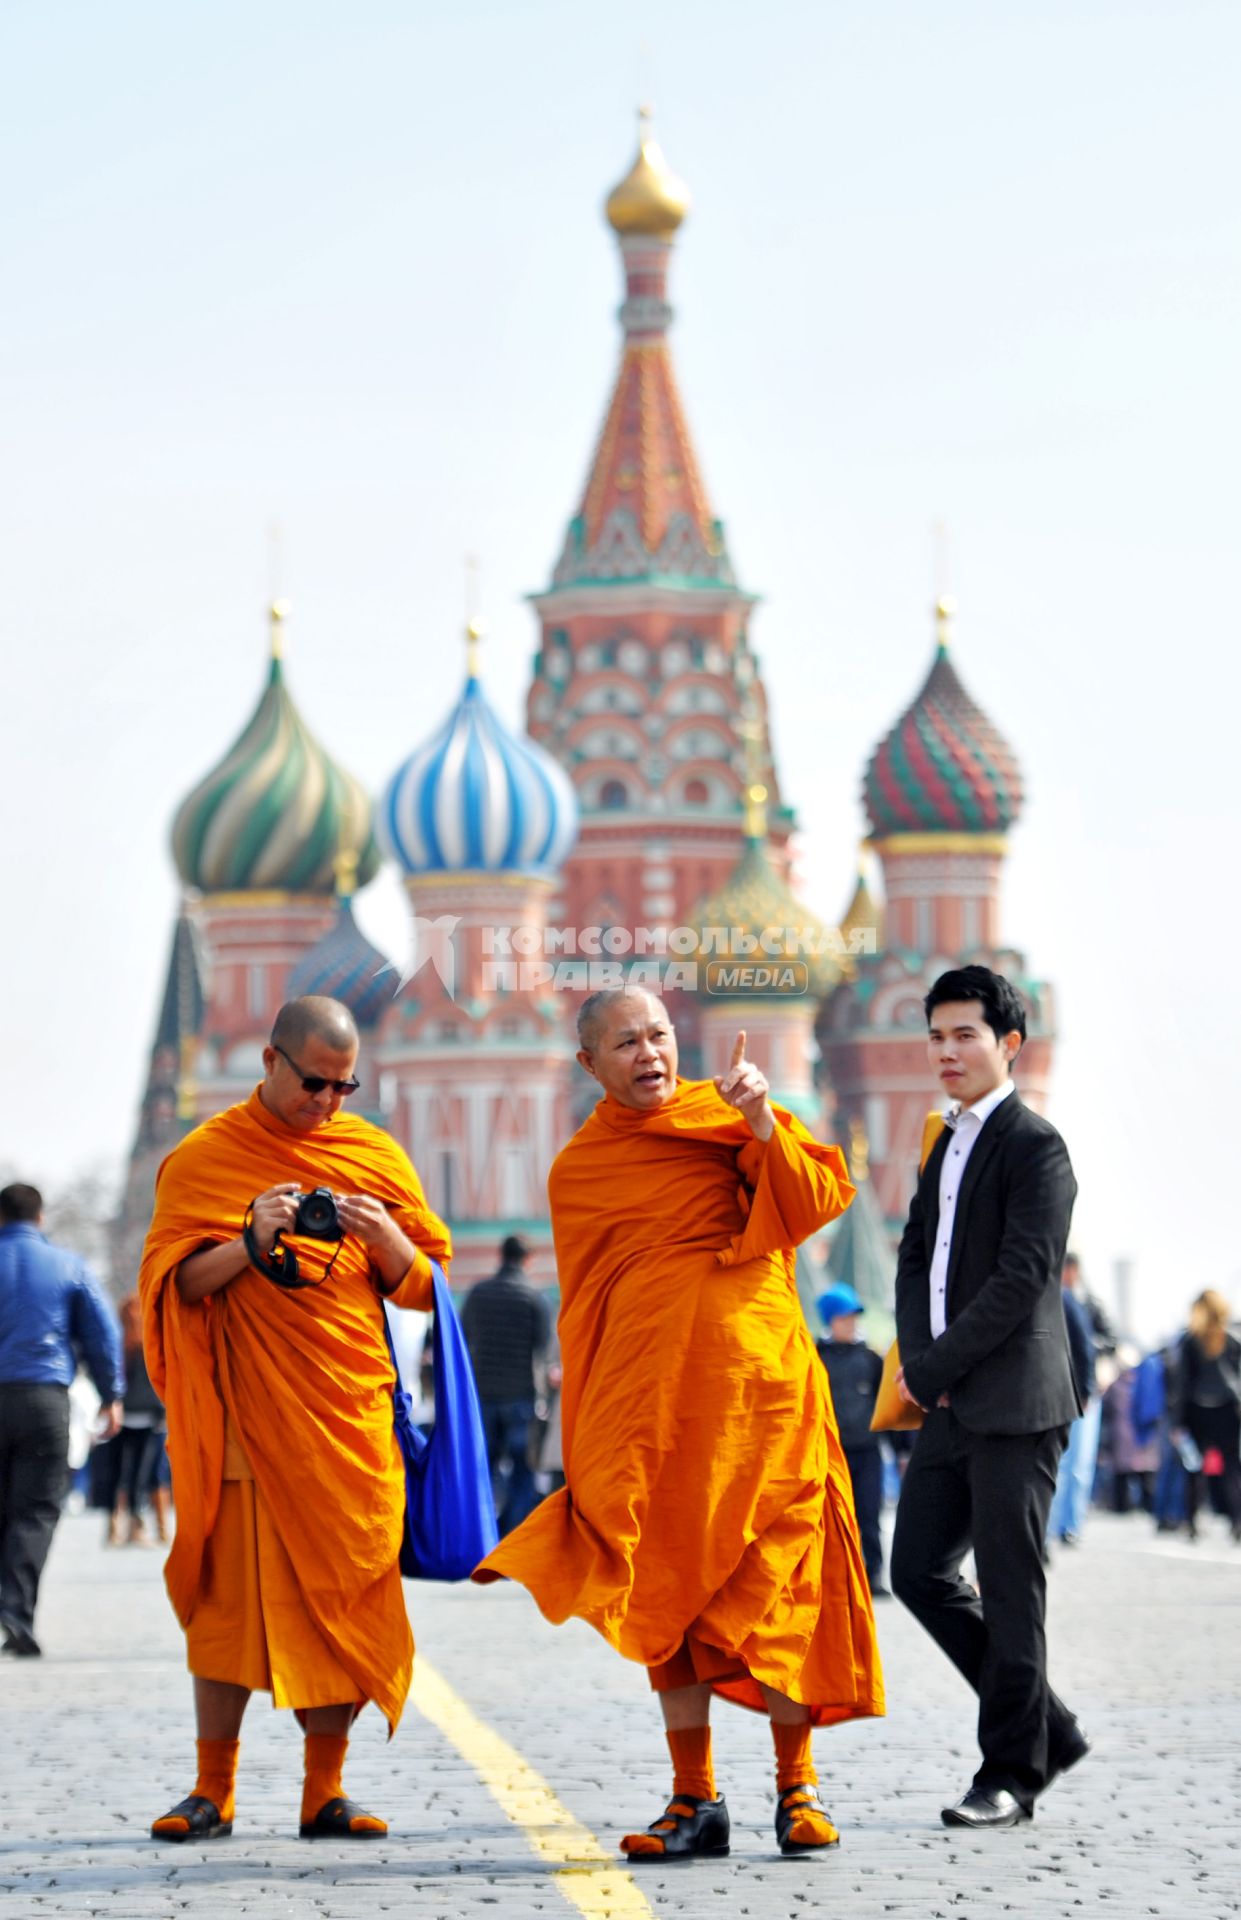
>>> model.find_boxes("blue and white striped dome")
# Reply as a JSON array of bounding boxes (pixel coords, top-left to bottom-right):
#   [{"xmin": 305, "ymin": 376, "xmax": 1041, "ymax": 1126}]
[{"xmin": 379, "ymin": 674, "xmax": 578, "ymax": 878}]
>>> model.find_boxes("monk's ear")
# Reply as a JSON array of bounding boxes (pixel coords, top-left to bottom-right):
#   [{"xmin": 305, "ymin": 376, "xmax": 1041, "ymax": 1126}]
[{"xmin": 575, "ymin": 1048, "xmax": 599, "ymax": 1081}]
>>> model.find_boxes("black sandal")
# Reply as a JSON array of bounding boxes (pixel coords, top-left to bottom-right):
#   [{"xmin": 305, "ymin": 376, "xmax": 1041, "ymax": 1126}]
[
  {"xmin": 621, "ymin": 1793, "xmax": 730, "ymax": 1861},
  {"xmin": 298, "ymin": 1796, "xmax": 387, "ymax": 1839},
  {"xmin": 775, "ymin": 1782, "xmax": 839, "ymax": 1856},
  {"xmin": 150, "ymin": 1794, "xmax": 232, "ymax": 1842}
]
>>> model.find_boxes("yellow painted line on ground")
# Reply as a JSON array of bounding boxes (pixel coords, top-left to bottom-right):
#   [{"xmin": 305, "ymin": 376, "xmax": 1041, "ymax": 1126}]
[{"xmin": 411, "ymin": 1659, "xmax": 655, "ymax": 1918}]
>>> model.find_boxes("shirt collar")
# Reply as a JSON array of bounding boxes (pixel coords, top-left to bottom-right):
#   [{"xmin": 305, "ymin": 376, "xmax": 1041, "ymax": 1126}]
[{"xmin": 944, "ymin": 1077, "xmax": 1015, "ymax": 1131}]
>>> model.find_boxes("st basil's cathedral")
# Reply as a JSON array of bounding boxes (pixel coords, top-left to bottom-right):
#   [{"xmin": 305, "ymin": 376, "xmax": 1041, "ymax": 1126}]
[{"xmin": 114, "ymin": 116, "xmax": 1056, "ymax": 1296}]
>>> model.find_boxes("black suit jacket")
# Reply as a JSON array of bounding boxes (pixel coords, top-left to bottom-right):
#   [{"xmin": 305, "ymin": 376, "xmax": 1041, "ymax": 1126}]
[{"xmin": 895, "ymin": 1092, "xmax": 1081, "ymax": 1435}]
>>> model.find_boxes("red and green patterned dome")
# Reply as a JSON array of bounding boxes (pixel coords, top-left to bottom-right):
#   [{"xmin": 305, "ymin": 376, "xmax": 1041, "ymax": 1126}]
[{"xmin": 863, "ymin": 600, "xmax": 1024, "ymax": 838}]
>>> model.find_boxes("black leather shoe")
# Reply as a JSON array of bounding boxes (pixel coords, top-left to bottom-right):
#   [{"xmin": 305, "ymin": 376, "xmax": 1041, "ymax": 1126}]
[
  {"xmin": 1047, "ymin": 1724, "xmax": 1091, "ymax": 1786},
  {"xmin": 0, "ymin": 1612, "xmax": 41, "ymax": 1657},
  {"xmin": 941, "ymin": 1786, "xmax": 1031, "ymax": 1829},
  {"xmin": 621, "ymin": 1794, "xmax": 730, "ymax": 1861}
]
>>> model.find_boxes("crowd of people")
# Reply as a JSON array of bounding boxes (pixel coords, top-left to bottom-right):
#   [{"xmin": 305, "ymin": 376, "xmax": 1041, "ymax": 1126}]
[{"xmin": 1, "ymin": 967, "xmax": 1238, "ymax": 1859}]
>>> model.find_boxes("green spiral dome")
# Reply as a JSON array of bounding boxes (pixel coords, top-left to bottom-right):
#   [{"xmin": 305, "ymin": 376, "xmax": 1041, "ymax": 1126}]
[{"xmin": 171, "ymin": 656, "xmax": 380, "ymax": 895}]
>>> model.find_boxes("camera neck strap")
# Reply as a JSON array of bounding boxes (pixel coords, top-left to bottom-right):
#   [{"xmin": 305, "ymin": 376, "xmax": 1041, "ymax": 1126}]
[{"xmin": 242, "ymin": 1204, "xmax": 345, "ymax": 1292}]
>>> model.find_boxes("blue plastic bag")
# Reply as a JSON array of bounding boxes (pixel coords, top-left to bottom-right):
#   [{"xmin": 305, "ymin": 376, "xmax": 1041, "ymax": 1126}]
[{"xmin": 386, "ymin": 1261, "xmax": 498, "ymax": 1580}]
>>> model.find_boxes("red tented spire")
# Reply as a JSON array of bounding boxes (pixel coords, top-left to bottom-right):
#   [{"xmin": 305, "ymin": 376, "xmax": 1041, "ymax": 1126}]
[{"xmin": 551, "ymin": 117, "xmax": 736, "ymax": 589}]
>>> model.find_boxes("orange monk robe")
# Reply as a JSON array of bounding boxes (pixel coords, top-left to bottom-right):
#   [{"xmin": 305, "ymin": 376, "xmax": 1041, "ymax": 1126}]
[
  {"xmin": 475, "ymin": 1080, "xmax": 885, "ymax": 1728},
  {"xmin": 139, "ymin": 1088, "xmax": 451, "ymax": 1734}
]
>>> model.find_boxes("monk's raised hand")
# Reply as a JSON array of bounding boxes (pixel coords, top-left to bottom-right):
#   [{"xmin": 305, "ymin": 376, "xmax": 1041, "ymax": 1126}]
[
  {"xmin": 250, "ymin": 1182, "xmax": 302, "ymax": 1256},
  {"xmin": 713, "ymin": 1030, "xmax": 776, "ymax": 1142}
]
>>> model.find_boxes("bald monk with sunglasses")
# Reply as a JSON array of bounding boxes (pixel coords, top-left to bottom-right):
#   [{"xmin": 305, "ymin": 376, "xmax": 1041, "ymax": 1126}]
[
  {"xmin": 475, "ymin": 989, "xmax": 883, "ymax": 1859},
  {"xmin": 140, "ymin": 996, "xmax": 450, "ymax": 1842}
]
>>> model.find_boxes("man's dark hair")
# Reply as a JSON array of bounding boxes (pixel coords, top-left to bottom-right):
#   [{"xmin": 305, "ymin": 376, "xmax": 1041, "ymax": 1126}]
[
  {"xmin": 0, "ymin": 1183, "xmax": 43, "ymax": 1224},
  {"xmin": 501, "ymin": 1234, "xmax": 531, "ymax": 1267},
  {"xmin": 924, "ymin": 966, "xmax": 1027, "ymax": 1051}
]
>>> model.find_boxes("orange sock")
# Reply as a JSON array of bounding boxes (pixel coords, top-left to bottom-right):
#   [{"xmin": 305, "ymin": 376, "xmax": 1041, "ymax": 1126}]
[
  {"xmin": 152, "ymin": 1737, "xmax": 239, "ymax": 1833},
  {"xmin": 621, "ymin": 1725, "xmax": 715, "ymax": 1856},
  {"xmin": 667, "ymin": 1725, "xmax": 716, "ymax": 1800},
  {"xmin": 771, "ymin": 1721, "xmax": 838, "ymax": 1848},
  {"xmin": 771, "ymin": 1720, "xmax": 816, "ymax": 1791},
  {"xmin": 301, "ymin": 1734, "xmax": 386, "ymax": 1834}
]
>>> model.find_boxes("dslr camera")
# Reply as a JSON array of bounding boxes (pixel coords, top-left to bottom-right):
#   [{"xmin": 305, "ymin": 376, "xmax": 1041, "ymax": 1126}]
[{"xmin": 292, "ymin": 1187, "xmax": 343, "ymax": 1242}]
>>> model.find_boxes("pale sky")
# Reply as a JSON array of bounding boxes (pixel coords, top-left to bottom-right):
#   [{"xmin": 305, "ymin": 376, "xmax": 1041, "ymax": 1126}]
[{"xmin": 3, "ymin": 0, "xmax": 1237, "ymax": 1343}]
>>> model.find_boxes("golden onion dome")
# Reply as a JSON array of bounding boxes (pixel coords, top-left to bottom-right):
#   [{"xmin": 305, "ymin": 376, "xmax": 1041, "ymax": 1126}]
[{"xmin": 605, "ymin": 107, "xmax": 691, "ymax": 238}]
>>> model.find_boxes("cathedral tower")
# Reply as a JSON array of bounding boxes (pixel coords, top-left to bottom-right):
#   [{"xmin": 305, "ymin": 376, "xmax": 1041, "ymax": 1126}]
[
  {"xmin": 167, "ymin": 601, "xmax": 380, "ymax": 1117},
  {"xmin": 818, "ymin": 598, "xmax": 1056, "ymax": 1226},
  {"xmin": 525, "ymin": 113, "xmax": 793, "ymax": 1065},
  {"xmin": 377, "ymin": 621, "xmax": 579, "ymax": 1283}
]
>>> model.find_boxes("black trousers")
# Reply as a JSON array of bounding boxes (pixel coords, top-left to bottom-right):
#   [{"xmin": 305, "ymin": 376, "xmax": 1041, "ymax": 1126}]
[
  {"xmin": 1185, "ymin": 1403, "xmax": 1241, "ymax": 1530},
  {"xmin": 0, "ymin": 1382, "xmax": 70, "ymax": 1637},
  {"xmin": 890, "ymin": 1406, "xmax": 1077, "ymax": 1807},
  {"xmin": 844, "ymin": 1443, "xmax": 884, "ymax": 1585}
]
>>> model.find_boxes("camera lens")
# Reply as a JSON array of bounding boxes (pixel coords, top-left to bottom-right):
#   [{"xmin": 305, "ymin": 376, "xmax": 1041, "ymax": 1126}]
[{"xmin": 298, "ymin": 1189, "xmax": 337, "ymax": 1236}]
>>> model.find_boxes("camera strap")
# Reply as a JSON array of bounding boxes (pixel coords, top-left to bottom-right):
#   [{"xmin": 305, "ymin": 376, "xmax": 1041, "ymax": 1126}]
[{"xmin": 242, "ymin": 1204, "xmax": 344, "ymax": 1292}]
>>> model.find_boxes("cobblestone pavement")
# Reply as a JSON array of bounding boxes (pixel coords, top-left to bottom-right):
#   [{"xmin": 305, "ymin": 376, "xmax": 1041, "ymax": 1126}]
[{"xmin": 1, "ymin": 1508, "xmax": 1239, "ymax": 1919}]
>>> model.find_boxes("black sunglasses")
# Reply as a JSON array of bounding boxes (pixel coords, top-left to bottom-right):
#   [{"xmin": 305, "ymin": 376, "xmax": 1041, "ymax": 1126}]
[{"xmin": 273, "ymin": 1044, "xmax": 360, "ymax": 1097}]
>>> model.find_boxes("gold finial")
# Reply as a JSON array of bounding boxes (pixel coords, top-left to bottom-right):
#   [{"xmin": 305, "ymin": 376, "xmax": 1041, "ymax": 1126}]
[
  {"xmin": 333, "ymin": 844, "xmax": 359, "ymax": 900},
  {"xmin": 739, "ymin": 689, "xmax": 768, "ymax": 839},
  {"xmin": 605, "ymin": 105, "xmax": 691, "ymax": 237},
  {"xmin": 269, "ymin": 598, "xmax": 290, "ymax": 660},
  {"xmin": 934, "ymin": 593, "xmax": 957, "ymax": 653},
  {"xmin": 465, "ymin": 615, "xmax": 486, "ymax": 681},
  {"xmin": 848, "ymin": 1115, "xmax": 870, "ymax": 1183},
  {"xmin": 743, "ymin": 780, "xmax": 769, "ymax": 838},
  {"xmin": 176, "ymin": 1034, "xmax": 197, "ymax": 1123}
]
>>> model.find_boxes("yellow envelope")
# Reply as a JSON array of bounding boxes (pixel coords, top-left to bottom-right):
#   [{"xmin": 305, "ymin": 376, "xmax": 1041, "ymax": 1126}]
[{"xmin": 869, "ymin": 1110, "xmax": 947, "ymax": 1434}]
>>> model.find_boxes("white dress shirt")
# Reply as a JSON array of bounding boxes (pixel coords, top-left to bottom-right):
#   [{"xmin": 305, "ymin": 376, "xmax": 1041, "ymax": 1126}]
[{"xmin": 928, "ymin": 1078, "xmax": 1015, "ymax": 1338}]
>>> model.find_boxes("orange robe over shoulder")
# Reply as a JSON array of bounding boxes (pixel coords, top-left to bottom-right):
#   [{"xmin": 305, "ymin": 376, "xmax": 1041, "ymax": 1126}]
[
  {"xmin": 475, "ymin": 1081, "xmax": 885, "ymax": 1726},
  {"xmin": 139, "ymin": 1089, "xmax": 451, "ymax": 1733}
]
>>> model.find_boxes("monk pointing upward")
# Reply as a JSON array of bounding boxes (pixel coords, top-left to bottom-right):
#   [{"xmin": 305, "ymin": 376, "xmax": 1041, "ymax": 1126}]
[{"xmin": 475, "ymin": 989, "xmax": 883, "ymax": 1860}]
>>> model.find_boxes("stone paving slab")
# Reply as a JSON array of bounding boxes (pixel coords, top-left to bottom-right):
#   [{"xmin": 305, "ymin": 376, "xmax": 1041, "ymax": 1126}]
[{"xmin": 0, "ymin": 1510, "xmax": 1239, "ymax": 1918}]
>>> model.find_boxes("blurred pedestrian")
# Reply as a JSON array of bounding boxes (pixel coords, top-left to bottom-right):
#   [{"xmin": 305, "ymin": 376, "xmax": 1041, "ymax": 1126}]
[
  {"xmin": 1099, "ymin": 1352, "xmax": 1159, "ymax": 1512},
  {"xmin": 0, "ymin": 1182, "xmax": 123, "ymax": 1656},
  {"xmin": 107, "ymin": 1294, "xmax": 169, "ymax": 1547},
  {"xmin": 1046, "ymin": 1255, "xmax": 1101, "ymax": 1547},
  {"xmin": 462, "ymin": 1235, "xmax": 550, "ymax": 1535},
  {"xmin": 1169, "ymin": 1290, "xmax": 1241, "ymax": 1543},
  {"xmin": 815, "ymin": 1282, "xmax": 887, "ymax": 1595}
]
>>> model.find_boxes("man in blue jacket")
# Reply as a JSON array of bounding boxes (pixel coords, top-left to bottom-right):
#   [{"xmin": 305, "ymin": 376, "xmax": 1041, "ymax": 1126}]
[{"xmin": 0, "ymin": 1183, "xmax": 124, "ymax": 1655}]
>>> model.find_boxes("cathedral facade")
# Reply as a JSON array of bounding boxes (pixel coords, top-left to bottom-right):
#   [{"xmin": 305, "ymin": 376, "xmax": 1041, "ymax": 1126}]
[{"xmin": 116, "ymin": 118, "xmax": 1053, "ymax": 1297}]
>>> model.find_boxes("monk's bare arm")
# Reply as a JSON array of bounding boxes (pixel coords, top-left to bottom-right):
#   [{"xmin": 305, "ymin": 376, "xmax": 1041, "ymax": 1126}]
[
  {"xmin": 175, "ymin": 1237, "xmax": 250, "ymax": 1303},
  {"xmin": 174, "ymin": 1183, "xmax": 300, "ymax": 1304}
]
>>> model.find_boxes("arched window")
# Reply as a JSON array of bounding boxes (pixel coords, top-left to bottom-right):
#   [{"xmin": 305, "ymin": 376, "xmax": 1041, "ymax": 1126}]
[
  {"xmin": 683, "ymin": 777, "xmax": 709, "ymax": 805},
  {"xmin": 599, "ymin": 779, "xmax": 628, "ymax": 810}
]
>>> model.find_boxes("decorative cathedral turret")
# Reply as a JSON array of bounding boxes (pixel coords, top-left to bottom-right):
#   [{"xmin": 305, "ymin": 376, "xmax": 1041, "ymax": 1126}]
[
  {"xmin": 168, "ymin": 601, "xmax": 379, "ymax": 1114},
  {"xmin": 689, "ymin": 694, "xmax": 837, "ymax": 1121},
  {"xmin": 113, "ymin": 907, "xmax": 206, "ymax": 1289},
  {"xmin": 525, "ymin": 113, "xmax": 793, "ymax": 1066},
  {"xmin": 377, "ymin": 620, "xmax": 579, "ymax": 1283},
  {"xmin": 818, "ymin": 598, "xmax": 1056, "ymax": 1226}
]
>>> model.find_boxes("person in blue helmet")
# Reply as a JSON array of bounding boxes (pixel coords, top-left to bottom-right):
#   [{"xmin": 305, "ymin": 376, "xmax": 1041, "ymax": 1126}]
[{"xmin": 815, "ymin": 1282, "xmax": 887, "ymax": 1597}]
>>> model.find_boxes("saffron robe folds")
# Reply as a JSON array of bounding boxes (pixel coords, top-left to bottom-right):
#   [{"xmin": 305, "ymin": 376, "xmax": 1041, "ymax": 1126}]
[
  {"xmin": 475, "ymin": 1081, "xmax": 885, "ymax": 1726},
  {"xmin": 139, "ymin": 1088, "xmax": 450, "ymax": 1732}
]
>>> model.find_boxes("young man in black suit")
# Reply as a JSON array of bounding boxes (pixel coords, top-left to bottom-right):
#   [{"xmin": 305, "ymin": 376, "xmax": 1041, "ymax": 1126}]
[{"xmin": 890, "ymin": 965, "xmax": 1090, "ymax": 1829}]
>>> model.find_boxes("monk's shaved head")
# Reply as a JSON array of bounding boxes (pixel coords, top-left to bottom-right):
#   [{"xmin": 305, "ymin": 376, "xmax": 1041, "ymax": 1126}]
[
  {"xmin": 577, "ymin": 988, "xmax": 671, "ymax": 1053},
  {"xmin": 272, "ymin": 996, "xmax": 359, "ymax": 1056}
]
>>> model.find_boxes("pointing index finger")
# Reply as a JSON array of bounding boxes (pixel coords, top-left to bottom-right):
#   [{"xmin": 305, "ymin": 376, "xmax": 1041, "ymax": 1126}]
[{"xmin": 730, "ymin": 1031, "xmax": 747, "ymax": 1069}]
